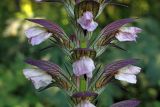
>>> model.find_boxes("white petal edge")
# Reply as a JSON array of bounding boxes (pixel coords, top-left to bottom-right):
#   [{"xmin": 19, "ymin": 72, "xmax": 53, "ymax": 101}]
[
  {"xmin": 25, "ymin": 27, "xmax": 46, "ymax": 38},
  {"xmin": 23, "ymin": 69, "xmax": 52, "ymax": 89},
  {"xmin": 119, "ymin": 65, "xmax": 141, "ymax": 75},
  {"xmin": 30, "ymin": 32, "xmax": 52, "ymax": 46},
  {"xmin": 120, "ymin": 27, "xmax": 142, "ymax": 34},
  {"xmin": 115, "ymin": 73, "xmax": 137, "ymax": 84}
]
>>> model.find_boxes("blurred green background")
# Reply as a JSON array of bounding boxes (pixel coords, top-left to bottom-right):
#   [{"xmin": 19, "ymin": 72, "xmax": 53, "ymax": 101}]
[{"xmin": 0, "ymin": 0, "xmax": 160, "ymax": 107}]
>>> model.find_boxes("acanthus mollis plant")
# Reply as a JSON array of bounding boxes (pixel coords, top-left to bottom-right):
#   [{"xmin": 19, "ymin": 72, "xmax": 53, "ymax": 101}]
[{"xmin": 23, "ymin": 0, "xmax": 142, "ymax": 107}]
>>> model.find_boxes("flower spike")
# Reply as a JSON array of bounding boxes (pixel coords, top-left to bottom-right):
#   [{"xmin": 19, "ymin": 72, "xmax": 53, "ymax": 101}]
[{"xmin": 23, "ymin": 0, "xmax": 143, "ymax": 106}]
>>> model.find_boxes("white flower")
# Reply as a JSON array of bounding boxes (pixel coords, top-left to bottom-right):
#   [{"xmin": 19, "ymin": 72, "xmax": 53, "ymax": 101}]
[
  {"xmin": 72, "ymin": 57, "xmax": 95, "ymax": 78},
  {"xmin": 115, "ymin": 65, "xmax": 141, "ymax": 84},
  {"xmin": 115, "ymin": 27, "xmax": 142, "ymax": 42},
  {"xmin": 77, "ymin": 11, "xmax": 98, "ymax": 32},
  {"xmin": 76, "ymin": 100, "xmax": 96, "ymax": 107},
  {"xmin": 25, "ymin": 27, "xmax": 52, "ymax": 46},
  {"xmin": 23, "ymin": 69, "xmax": 52, "ymax": 89}
]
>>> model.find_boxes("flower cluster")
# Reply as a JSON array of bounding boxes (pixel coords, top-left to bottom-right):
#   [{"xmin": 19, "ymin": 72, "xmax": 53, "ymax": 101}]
[{"xmin": 23, "ymin": 0, "xmax": 142, "ymax": 107}]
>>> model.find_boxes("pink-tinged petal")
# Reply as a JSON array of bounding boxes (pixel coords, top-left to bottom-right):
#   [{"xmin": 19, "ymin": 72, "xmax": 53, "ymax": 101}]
[
  {"xmin": 119, "ymin": 65, "xmax": 141, "ymax": 75},
  {"xmin": 115, "ymin": 32, "xmax": 137, "ymax": 42},
  {"xmin": 76, "ymin": 100, "xmax": 96, "ymax": 107},
  {"xmin": 72, "ymin": 57, "xmax": 95, "ymax": 78},
  {"xmin": 77, "ymin": 11, "xmax": 98, "ymax": 32},
  {"xmin": 115, "ymin": 73, "xmax": 137, "ymax": 84},
  {"xmin": 30, "ymin": 32, "xmax": 52, "ymax": 46},
  {"xmin": 23, "ymin": 69, "xmax": 52, "ymax": 89},
  {"xmin": 25, "ymin": 27, "xmax": 45, "ymax": 38}
]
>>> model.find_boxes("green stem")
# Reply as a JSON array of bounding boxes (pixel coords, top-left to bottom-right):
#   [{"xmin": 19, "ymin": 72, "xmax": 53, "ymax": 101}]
[{"xmin": 79, "ymin": 76, "xmax": 86, "ymax": 91}]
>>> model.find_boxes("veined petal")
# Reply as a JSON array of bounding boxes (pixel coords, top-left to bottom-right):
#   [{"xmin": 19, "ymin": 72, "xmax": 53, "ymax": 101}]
[
  {"xmin": 30, "ymin": 32, "xmax": 52, "ymax": 46},
  {"xmin": 23, "ymin": 69, "xmax": 52, "ymax": 89},
  {"xmin": 115, "ymin": 73, "xmax": 137, "ymax": 84},
  {"xmin": 119, "ymin": 65, "xmax": 141, "ymax": 75},
  {"xmin": 25, "ymin": 27, "xmax": 45, "ymax": 38},
  {"xmin": 76, "ymin": 100, "xmax": 96, "ymax": 107}
]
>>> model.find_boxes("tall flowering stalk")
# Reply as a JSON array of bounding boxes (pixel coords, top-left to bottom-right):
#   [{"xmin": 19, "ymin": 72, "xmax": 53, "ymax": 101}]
[{"xmin": 23, "ymin": 0, "xmax": 142, "ymax": 107}]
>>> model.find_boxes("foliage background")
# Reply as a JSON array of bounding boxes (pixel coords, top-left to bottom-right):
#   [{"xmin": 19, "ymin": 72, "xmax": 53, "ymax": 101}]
[{"xmin": 0, "ymin": 0, "xmax": 160, "ymax": 107}]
